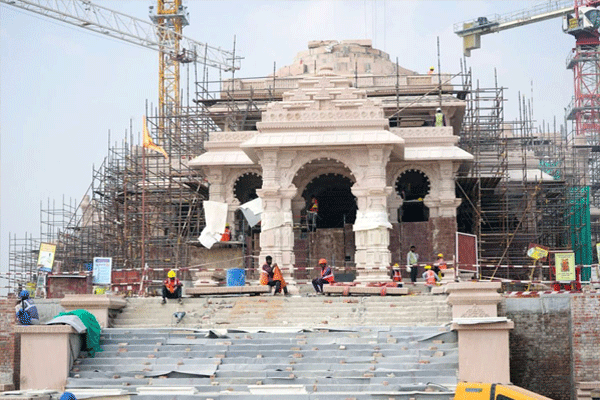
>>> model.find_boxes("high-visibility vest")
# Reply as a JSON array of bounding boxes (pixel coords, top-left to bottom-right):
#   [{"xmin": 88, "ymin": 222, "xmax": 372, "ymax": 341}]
[
  {"xmin": 425, "ymin": 270, "xmax": 437, "ymax": 285},
  {"xmin": 321, "ymin": 266, "xmax": 334, "ymax": 283},
  {"xmin": 392, "ymin": 269, "xmax": 402, "ymax": 282},
  {"xmin": 435, "ymin": 112, "xmax": 444, "ymax": 127}
]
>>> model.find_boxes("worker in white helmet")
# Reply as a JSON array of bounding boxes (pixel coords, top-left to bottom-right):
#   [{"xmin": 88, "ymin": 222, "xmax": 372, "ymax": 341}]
[{"xmin": 435, "ymin": 107, "xmax": 446, "ymax": 127}]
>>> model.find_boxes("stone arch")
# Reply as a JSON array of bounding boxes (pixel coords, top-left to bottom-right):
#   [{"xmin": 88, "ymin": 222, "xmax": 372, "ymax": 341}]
[
  {"xmin": 291, "ymin": 157, "xmax": 358, "ymax": 229},
  {"xmin": 233, "ymin": 171, "xmax": 263, "ymax": 204},
  {"xmin": 394, "ymin": 168, "xmax": 432, "ymax": 222},
  {"xmin": 225, "ymin": 169, "xmax": 262, "ymax": 205},
  {"xmin": 286, "ymin": 151, "xmax": 361, "ymax": 187}
]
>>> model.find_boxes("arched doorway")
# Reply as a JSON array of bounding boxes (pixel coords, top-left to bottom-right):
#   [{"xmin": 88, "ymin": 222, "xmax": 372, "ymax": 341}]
[
  {"xmin": 302, "ymin": 173, "xmax": 357, "ymax": 229},
  {"xmin": 396, "ymin": 169, "xmax": 430, "ymax": 222}
]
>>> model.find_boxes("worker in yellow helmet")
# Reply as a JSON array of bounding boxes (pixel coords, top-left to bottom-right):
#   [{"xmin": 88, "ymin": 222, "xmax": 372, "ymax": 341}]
[
  {"xmin": 422, "ymin": 265, "xmax": 440, "ymax": 291},
  {"xmin": 162, "ymin": 269, "xmax": 183, "ymax": 305},
  {"xmin": 428, "ymin": 66, "xmax": 435, "ymax": 75}
]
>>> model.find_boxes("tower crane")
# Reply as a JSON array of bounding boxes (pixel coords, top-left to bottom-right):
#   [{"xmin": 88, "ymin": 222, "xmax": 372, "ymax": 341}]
[
  {"xmin": 455, "ymin": 0, "xmax": 600, "ymax": 265},
  {"xmin": 0, "ymin": 0, "xmax": 240, "ymax": 141}
]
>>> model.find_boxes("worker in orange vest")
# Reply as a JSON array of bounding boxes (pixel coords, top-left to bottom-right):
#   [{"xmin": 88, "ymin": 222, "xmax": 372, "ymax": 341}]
[
  {"xmin": 390, "ymin": 263, "xmax": 403, "ymax": 287},
  {"xmin": 422, "ymin": 265, "xmax": 440, "ymax": 291},
  {"xmin": 220, "ymin": 223, "xmax": 231, "ymax": 242},
  {"xmin": 260, "ymin": 256, "xmax": 288, "ymax": 295},
  {"xmin": 312, "ymin": 258, "xmax": 334, "ymax": 294},
  {"xmin": 162, "ymin": 270, "xmax": 183, "ymax": 305}
]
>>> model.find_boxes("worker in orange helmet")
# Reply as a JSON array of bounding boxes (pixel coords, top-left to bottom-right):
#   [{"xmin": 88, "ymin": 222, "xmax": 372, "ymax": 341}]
[
  {"xmin": 312, "ymin": 258, "xmax": 334, "ymax": 294},
  {"xmin": 162, "ymin": 270, "xmax": 183, "ymax": 305},
  {"xmin": 422, "ymin": 265, "xmax": 440, "ymax": 292}
]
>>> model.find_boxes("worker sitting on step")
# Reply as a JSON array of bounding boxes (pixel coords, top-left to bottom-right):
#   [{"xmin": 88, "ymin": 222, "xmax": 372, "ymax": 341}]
[
  {"xmin": 220, "ymin": 223, "xmax": 231, "ymax": 242},
  {"xmin": 312, "ymin": 258, "xmax": 334, "ymax": 294},
  {"xmin": 260, "ymin": 256, "xmax": 288, "ymax": 295},
  {"xmin": 15, "ymin": 290, "xmax": 39, "ymax": 325},
  {"xmin": 162, "ymin": 270, "xmax": 183, "ymax": 305}
]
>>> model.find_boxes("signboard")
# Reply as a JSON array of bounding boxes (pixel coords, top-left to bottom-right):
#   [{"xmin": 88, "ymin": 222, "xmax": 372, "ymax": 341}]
[
  {"xmin": 554, "ymin": 252, "xmax": 576, "ymax": 282},
  {"xmin": 527, "ymin": 243, "xmax": 549, "ymax": 260},
  {"xmin": 37, "ymin": 243, "xmax": 56, "ymax": 273},
  {"xmin": 92, "ymin": 257, "xmax": 112, "ymax": 285}
]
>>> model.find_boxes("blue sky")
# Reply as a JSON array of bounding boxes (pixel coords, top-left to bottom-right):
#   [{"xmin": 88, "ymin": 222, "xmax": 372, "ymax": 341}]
[{"xmin": 0, "ymin": 1, "xmax": 575, "ymax": 286}]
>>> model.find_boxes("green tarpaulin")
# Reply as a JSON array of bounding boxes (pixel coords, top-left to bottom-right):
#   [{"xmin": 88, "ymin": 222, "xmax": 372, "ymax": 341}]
[{"xmin": 56, "ymin": 309, "xmax": 102, "ymax": 357}]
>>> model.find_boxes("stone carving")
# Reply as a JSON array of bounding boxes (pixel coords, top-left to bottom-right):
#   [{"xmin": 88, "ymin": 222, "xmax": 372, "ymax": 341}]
[{"xmin": 461, "ymin": 305, "xmax": 491, "ymax": 318}]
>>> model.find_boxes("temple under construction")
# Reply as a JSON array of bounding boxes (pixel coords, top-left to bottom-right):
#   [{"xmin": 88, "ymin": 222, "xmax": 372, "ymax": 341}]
[{"xmin": 4, "ymin": 40, "xmax": 598, "ymax": 294}]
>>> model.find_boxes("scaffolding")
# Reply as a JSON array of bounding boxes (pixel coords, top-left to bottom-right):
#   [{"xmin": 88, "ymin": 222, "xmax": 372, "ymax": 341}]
[
  {"xmin": 457, "ymin": 65, "xmax": 589, "ymax": 278},
  {"xmin": 4, "ymin": 55, "xmax": 595, "ymax": 293}
]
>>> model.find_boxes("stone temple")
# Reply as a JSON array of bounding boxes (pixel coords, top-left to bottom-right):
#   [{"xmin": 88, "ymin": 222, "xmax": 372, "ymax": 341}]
[{"xmin": 189, "ymin": 39, "xmax": 473, "ymax": 283}]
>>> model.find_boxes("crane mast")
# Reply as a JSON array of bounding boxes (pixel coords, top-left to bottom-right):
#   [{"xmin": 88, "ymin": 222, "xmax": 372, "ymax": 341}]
[
  {"xmin": 150, "ymin": 0, "xmax": 187, "ymax": 141},
  {"xmin": 1, "ymin": 0, "xmax": 239, "ymax": 143}
]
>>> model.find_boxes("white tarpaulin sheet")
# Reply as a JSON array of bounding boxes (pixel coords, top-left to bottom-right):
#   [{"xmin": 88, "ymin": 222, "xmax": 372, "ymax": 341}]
[
  {"xmin": 198, "ymin": 201, "xmax": 228, "ymax": 248},
  {"xmin": 239, "ymin": 197, "xmax": 263, "ymax": 227},
  {"xmin": 352, "ymin": 210, "xmax": 392, "ymax": 231},
  {"xmin": 262, "ymin": 211, "xmax": 293, "ymax": 231}
]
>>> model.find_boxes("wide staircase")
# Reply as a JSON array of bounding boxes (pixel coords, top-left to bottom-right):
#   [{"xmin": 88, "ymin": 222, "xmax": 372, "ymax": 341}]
[{"xmin": 65, "ymin": 294, "xmax": 458, "ymax": 399}]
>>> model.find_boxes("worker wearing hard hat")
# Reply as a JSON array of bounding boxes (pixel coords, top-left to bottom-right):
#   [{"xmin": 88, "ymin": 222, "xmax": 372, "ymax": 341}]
[
  {"xmin": 312, "ymin": 258, "xmax": 334, "ymax": 294},
  {"xmin": 434, "ymin": 107, "xmax": 446, "ymax": 127},
  {"xmin": 428, "ymin": 66, "xmax": 435, "ymax": 75},
  {"xmin": 162, "ymin": 270, "xmax": 183, "ymax": 305},
  {"xmin": 422, "ymin": 265, "xmax": 440, "ymax": 291},
  {"xmin": 434, "ymin": 253, "xmax": 447, "ymax": 278},
  {"xmin": 15, "ymin": 289, "xmax": 39, "ymax": 325},
  {"xmin": 220, "ymin": 223, "xmax": 231, "ymax": 242}
]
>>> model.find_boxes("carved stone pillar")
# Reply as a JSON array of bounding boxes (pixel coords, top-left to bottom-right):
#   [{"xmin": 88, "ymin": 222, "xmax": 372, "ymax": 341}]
[
  {"xmin": 351, "ymin": 147, "xmax": 393, "ymax": 283},
  {"xmin": 257, "ymin": 184, "xmax": 297, "ymax": 285}
]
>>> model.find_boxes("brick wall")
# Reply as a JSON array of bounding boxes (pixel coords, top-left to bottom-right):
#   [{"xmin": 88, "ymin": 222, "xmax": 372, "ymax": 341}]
[
  {"xmin": 0, "ymin": 295, "xmax": 19, "ymax": 390},
  {"xmin": 571, "ymin": 294, "xmax": 600, "ymax": 387},
  {"xmin": 504, "ymin": 297, "xmax": 572, "ymax": 400}
]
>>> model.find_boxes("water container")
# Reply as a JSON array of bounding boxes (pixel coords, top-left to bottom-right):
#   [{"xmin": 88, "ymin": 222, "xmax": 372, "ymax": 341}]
[{"xmin": 226, "ymin": 268, "xmax": 245, "ymax": 286}]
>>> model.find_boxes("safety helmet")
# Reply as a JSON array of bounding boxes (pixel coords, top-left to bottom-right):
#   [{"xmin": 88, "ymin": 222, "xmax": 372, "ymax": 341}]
[
  {"xmin": 436, "ymin": 107, "xmax": 441, "ymax": 112},
  {"xmin": 319, "ymin": 258, "xmax": 327, "ymax": 264},
  {"xmin": 424, "ymin": 265, "xmax": 432, "ymax": 270},
  {"xmin": 19, "ymin": 290, "xmax": 29, "ymax": 299},
  {"xmin": 225, "ymin": 223, "xmax": 230, "ymax": 227},
  {"xmin": 393, "ymin": 263, "xmax": 399, "ymax": 267},
  {"xmin": 430, "ymin": 66, "xmax": 434, "ymax": 70},
  {"xmin": 437, "ymin": 253, "xmax": 443, "ymax": 258},
  {"xmin": 167, "ymin": 270, "xmax": 176, "ymax": 278}
]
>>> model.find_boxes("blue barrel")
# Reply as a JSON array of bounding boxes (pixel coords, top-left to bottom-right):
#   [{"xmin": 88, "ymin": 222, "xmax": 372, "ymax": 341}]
[{"xmin": 226, "ymin": 268, "xmax": 245, "ymax": 286}]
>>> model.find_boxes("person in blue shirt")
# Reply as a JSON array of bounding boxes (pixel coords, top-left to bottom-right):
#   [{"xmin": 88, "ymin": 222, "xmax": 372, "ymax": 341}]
[{"xmin": 15, "ymin": 290, "xmax": 39, "ymax": 325}]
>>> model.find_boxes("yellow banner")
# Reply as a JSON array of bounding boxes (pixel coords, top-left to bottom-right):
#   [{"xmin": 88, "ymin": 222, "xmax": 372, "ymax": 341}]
[
  {"xmin": 37, "ymin": 243, "xmax": 56, "ymax": 272},
  {"xmin": 554, "ymin": 252, "xmax": 575, "ymax": 282}
]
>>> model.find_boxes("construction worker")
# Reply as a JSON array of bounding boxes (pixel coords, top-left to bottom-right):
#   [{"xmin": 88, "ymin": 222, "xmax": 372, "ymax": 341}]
[
  {"xmin": 435, "ymin": 107, "xmax": 446, "ymax": 127},
  {"xmin": 260, "ymin": 256, "xmax": 288, "ymax": 295},
  {"xmin": 390, "ymin": 263, "xmax": 403, "ymax": 287},
  {"xmin": 162, "ymin": 270, "xmax": 183, "ymax": 305},
  {"xmin": 428, "ymin": 66, "xmax": 435, "ymax": 75},
  {"xmin": 312, "ymin": 258, "xmax": 334, "ymax": 294},
  {"xmin": 406, "ymin": 246, "xmax": 419, "ymax": 283},
  {"xmin": 422, "ymin": 265, "xmax": 440, "ymax": 291},
  {"xmin": 221, "ymin": 223, "xmax": 231, "ymax": 242},
  {"xmin": 307, "ymin": 195, "xmax": 319, "ymax": 231},
  {"xmin": 60, "ymin": 393, "xmax": 77, "ymax": 400},
  {"xmin": 15, "ymin": 289, "xmax": 39, "ymax": 325},
  {"xmin": 434, "ymin": 253, "xmax": 447, "ymax": 278}
]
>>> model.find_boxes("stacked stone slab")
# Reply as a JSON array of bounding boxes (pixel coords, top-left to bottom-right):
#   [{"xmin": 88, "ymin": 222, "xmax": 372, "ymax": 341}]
[{"xmin": 65, "ymin": 326, "xmax": 458, "ymax": 399}]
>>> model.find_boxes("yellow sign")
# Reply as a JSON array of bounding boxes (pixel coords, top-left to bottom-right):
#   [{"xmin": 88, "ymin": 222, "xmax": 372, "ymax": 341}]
[
  {"xmin": 527, "ymin": 245, "xmax": 549, "ymax": 260},
  {"xmin": 554, "ymin": 252, "xmax": 575, "ymax": 282},
  {"xmin": 37, "ymin": 243, "xmax": 56, "ymax": 272}
]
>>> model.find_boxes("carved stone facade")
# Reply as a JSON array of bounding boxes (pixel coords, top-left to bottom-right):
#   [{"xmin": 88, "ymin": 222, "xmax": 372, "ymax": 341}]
[{"xmin": 189, "ymin": 41, "xmax": 473, "ymax": 284}]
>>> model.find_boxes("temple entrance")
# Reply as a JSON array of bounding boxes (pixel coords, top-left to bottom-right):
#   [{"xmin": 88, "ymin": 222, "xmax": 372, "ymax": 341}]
[{"xmin": 302, "ymin": 173, "xmax": 357, "ymax": 229}]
